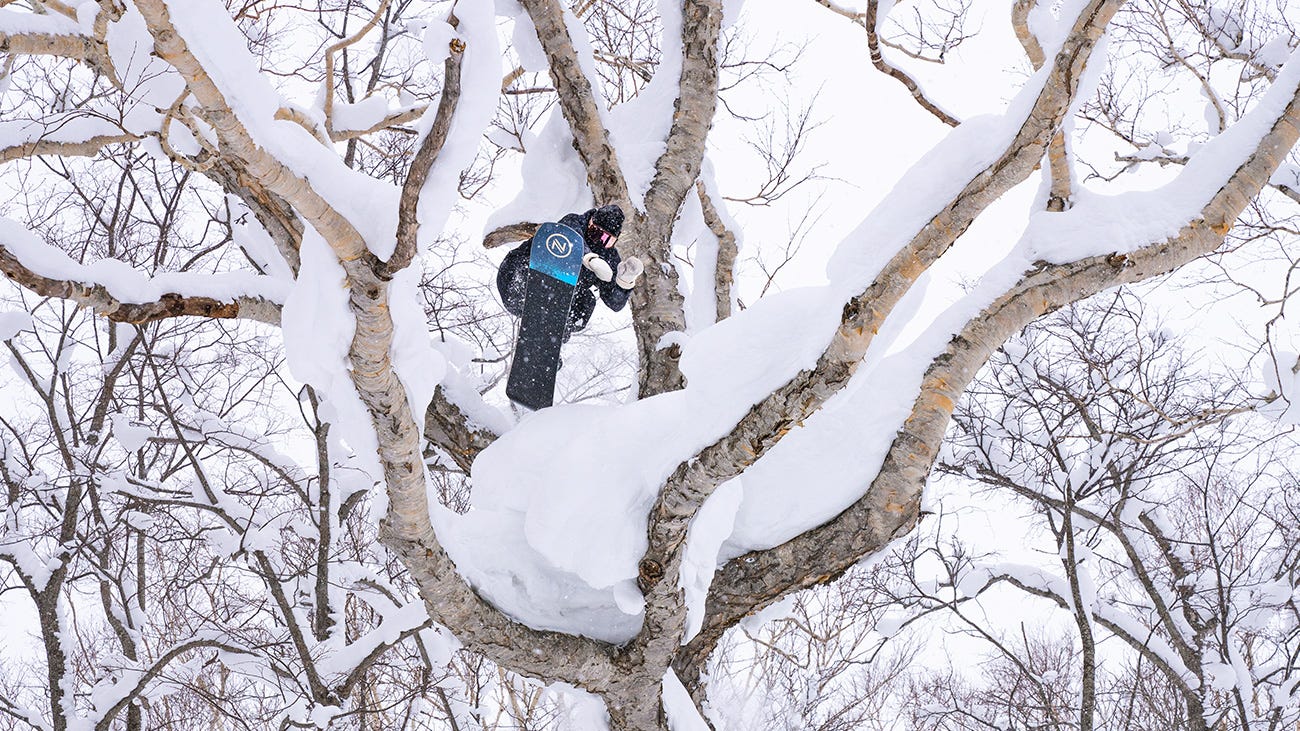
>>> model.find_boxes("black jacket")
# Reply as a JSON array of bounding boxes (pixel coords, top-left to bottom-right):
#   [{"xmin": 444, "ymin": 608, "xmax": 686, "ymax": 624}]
[{"xmin": 497, "ymin": 209, "xmax": 630, "ymax": 332}]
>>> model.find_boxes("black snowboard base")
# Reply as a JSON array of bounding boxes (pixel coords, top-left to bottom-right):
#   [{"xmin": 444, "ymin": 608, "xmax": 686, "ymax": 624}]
[
  {"xmin": 506, "ymin": 272, "xmax": 575, "ymax": 410},
  {"xmin": 505, "ymin": 222, "xmax": 583, "ymax": 410}
]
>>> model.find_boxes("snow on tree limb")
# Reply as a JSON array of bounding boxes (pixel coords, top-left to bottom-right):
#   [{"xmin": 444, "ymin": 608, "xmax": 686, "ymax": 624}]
[
  {"xmin": 638, "ymin": 0, "xmax": 1120, "ymax": 620},
  {"xmin": 383, "ymin": 16, "xmax": 465, "ymax": 279},
  {"xmin": 1013, "ymin": 0, "xmax": 1075, "ymax": 211},
  {"xmin": 322, "ymin": 0, "xmax": 392, "ymax": 136},
  {"xmin": 517, "ymin": 0, "xmax": 631, "ymax": 204},
  {"xmin": 680, "ymin": 47, "xmax": 1300, "ymax": 690},
  {"xmin": 630, "ymin": 0, "xmax": 725, "ymax": 398},
  {"xmin": 328, "ymin": 104, "xmax": 427, "ymax": 142},
  {"xmin": 129, "ymin": 0, "xmax": 628, "ymax": 693},
  {"xmin": 0, "ymin": 218, "xmax": 284, "ymax": 324},
  {"xmin": 89, "ymin": 638, "xmax": 259, "ymax": 728},
  {"xmin": 134, "ymin": 0, "xmax": 374, "ymax": 264},
  {"xmin": 0, "ymin": 129, "xmax": 138, "ymax": 164}
]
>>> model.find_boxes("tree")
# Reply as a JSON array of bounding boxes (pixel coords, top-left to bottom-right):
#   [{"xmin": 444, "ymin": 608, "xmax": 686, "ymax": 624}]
[{"xmin": 1, "ymin": 0, "xmax": 1299, "ymax": 728}]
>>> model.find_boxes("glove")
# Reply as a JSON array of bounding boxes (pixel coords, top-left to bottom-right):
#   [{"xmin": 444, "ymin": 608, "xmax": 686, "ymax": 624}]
[
  {"xmin": 616, "ymin": 256, "xmax": 644, "ymax": 289},
  {"xmin": 583, "ymin": 252, "xmax": 614, "ymax": 282}
]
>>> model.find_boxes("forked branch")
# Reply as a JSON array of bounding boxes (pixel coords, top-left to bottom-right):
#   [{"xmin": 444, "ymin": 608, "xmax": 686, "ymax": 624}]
[
  {"xmin": 0, "ymin": 238, "xmax": 282, "ymax": 325},
  {"xmin": 680, "ymin": 52, "xmax": 1300, "ymax": 695}
]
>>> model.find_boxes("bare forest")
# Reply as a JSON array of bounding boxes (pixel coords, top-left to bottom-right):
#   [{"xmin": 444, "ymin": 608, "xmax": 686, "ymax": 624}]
[{"xmin": 1, "ymin": 0, "xmax": 1300, "ymax": 729}]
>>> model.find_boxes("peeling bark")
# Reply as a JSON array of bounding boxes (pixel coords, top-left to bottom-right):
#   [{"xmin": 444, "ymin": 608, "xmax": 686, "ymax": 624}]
[
  {"xmin": 0, "ymin": 132, "xmax": 138, "ymax": 164},
  {"xmin": 640, "ymin": 0, "xmax": 1119, "ymax": 633},
  {"xmin": 1014, "ymin": 0, "xmax": 1073, "ymax": 211},
  {"xmin": 632, "ymin": 0, "xmax": 725, "ymax": 398},
  {"xmin": 383, "ymin": 21, "xmax": 464, "ymax": 278},
  {"xmin": 696, "ymin": 181, "xmax": 737, "ymax": 322},
  {"xmin": 0, "ymin": 242, "xmax": 282, "ymax": 324},
  {"xmin": 678, "ymin": 60, "xmax": 1300, "ymax": 695}
]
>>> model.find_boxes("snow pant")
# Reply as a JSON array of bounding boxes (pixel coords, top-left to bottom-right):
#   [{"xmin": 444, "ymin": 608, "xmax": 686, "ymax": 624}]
[{"xmin": 497, "ymin": 243, "xmax": 596, "ymax": 341}]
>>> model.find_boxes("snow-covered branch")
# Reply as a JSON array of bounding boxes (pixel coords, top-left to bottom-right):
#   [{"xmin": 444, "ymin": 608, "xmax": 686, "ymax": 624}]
[
  {"xmin": 0, "ymin": 9, "xmax": 112, "ymax": 73},
  {"xmin": 517, "ymin": 0, "xmax": 631, "ymax": 204},
  {"xmin": 0, "ymin": 129, "xmax": 138, "ymax": 165},
  {"xmin": 683, "ymin": 47, "xmax": 1300, "ymax": 687},
  {"xmin": 630, "ymin": 0, "xmax": 725, "ymax": 397},
  {"xmin": 0, "ymin": 218, "xmax": 284, "ymax": 324},
  {"xmin": 1014, "ymin": 0, "xmax": 1075, "ymax": 210},
  {"xmin": 383, "ymin": 17, "xmax": 465, "ymax": 278},
  {"xmin": 90, "ymin": 639, "xmax": 258, "ymax": 729}
]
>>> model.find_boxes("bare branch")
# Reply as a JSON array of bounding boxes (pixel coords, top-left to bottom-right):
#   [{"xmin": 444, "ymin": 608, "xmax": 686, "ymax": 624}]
[
  {"xmin": 696, "ymin": 180, "xmax": 737, "ymax": 322},
  {"xmin": 382, "ymin": 18, "xmax": 465, "ymax": 279},
  {"xmin": 683, "ymin": 56, "xmax": 1300, "ymax": 684},
  {"xmin": 812, "ymin": 0, "xmax": 961, "ymax": 127},
  {"xmin": 483, "ymin": 221, "xmax": 540, "ymax": 250}
]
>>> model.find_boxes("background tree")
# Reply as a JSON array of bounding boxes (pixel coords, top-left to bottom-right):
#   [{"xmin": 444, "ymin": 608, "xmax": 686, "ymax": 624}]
[{"xmin": 1, "ymin": 0, "xmax": 1299, "ymax": 728}]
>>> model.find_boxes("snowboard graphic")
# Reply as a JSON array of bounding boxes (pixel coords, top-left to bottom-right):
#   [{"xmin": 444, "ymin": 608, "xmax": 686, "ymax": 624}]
[{"xmin": 505, "ymin": 222, "xmax": 584, "ymax": 410}]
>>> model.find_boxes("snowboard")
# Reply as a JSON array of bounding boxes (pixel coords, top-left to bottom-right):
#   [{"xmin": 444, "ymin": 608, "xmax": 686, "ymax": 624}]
[{"xmin": 505, "ymin": 222, "xmax": 584, "ymax": 410}]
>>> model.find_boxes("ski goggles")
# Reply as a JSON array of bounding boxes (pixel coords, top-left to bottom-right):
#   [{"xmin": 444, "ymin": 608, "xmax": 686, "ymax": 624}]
[{"xmin": 590, "ymin": 223, "xmax": 618, "ymax": 248}]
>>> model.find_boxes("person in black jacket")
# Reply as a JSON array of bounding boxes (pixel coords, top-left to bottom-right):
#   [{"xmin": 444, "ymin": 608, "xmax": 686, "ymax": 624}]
[{"xmin": 496, "ymin": 204, "xmax": 643, "ymax": 338}]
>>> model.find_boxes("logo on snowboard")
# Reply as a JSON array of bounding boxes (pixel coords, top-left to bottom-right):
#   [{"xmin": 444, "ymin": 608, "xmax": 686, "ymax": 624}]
[{"xmin": 545, "ymin": 233, "xmax": 573, "ymax": 259}]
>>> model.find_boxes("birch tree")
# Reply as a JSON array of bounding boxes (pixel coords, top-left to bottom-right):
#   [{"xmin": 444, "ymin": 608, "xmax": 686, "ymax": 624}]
[{"xmin": 2, "ymin": 0, "xmax": 1300, "ymax": 728}]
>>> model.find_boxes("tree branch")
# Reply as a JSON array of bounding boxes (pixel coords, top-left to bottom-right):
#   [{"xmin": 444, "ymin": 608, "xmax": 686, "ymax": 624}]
[
  {"xmin": 381, "ymin": 17, "xmax": 465, "ymax": 279},
  {"xmin": 328, "ymin": 105, "xmax": 427, "ymax": 141},
  {"xmin": 134, "ymin": 0, "xmax": 624, "ymax": 693},
  {"xmin": 696, "ymin": 180, "xmax": 737, "ymax": 322},
  {"xmin": 424, "ymin": 385, "xmax": 499, "ymax": 473},
  {"xmin": 323, "ymin": 0, "xmax": 393, "ymax": 134},
  {"xmin": 638, "ymin": 0, "xmax": 1120, "ymax": 611},
  {"xmin": 482, "ymin": 221, "xmax": 540, "ymax": 250},
  {"xmin": 813, "ymin": 0, "xmax": 961, "ymax": 127},
  {"xmin": 0, "ymin": 13, "xmax": 113, "ymax": 74},
  {"xmin": 680, "ymin": 56, "xmax": 1300, "ymax": 689},
  {"xmin": 0, "ymin": 132, "xmax": 139, "ymax": 164},
  {"xmin": 92, "ymin": 639, "xmax": 257, "ymax": 730},
  {"xmin": 0, "ymin": 239, "xmax": 283, "ymax": 325},
  {"xmin": 631, "ymin": 0, "xmax": 726, "ymax": 398},
  {"xmin": 516, "ymin": 0, "xmax": 630, "ymax": 203},
  {"xmin": 1013, "ymin": 0, "xmax": 1073, "ymax": 210}
]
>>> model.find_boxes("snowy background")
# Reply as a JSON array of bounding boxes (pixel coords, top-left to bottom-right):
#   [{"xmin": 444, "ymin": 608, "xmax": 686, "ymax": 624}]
[{"xmin": 1, "ymin": 0, "xmax": 1299, "ymax": 728}]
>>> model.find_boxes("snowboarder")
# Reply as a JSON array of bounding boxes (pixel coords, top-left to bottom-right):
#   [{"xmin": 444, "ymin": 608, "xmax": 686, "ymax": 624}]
[{"xmin": 496, "ymin": 204, "xmax": 644, "ymax": 339}]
